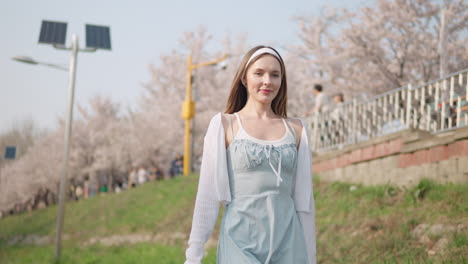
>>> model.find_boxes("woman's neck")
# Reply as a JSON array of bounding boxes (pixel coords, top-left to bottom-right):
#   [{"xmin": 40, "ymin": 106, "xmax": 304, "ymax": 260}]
[{"xmin": 239, "ymin": 99, "xmax": 277, "ymax": 120}]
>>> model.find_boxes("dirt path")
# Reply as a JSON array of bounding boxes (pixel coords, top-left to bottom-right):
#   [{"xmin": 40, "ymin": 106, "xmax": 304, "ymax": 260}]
[{"xmin": 6, "ymin": 232, "xmax": 218, "ymax": 248}]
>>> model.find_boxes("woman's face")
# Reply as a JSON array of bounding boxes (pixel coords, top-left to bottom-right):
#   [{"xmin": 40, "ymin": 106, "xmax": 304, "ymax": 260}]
[{"xmin": 243, "ymin": 54, "xmax": 282, "ymax": 105}]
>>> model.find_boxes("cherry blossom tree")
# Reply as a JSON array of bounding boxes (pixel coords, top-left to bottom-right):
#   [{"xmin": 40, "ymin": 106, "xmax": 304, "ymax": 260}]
[
  {"xmin": 0, "ymin": 127, "xmax": 63, "ymax": 211},
  {"xmin": 0, "ymin": 118, "xmax": 46, "ymax": 167},
  {"xmin": 292, "ymin": 0, "xmax": 468, "ymax": 100},
  {"xmin": 3, "ymin": 1, "xmax": 466, "ymax": 213},
  {"xmin": 71, "ymin": 95, "xmax": 127, "ymax": 189},
  {"xmin": 140, "ymin": 27, "xmax": 249, "ymax": 171},
  {"xmin": 0, "ymin": 28, "xmax": 250, "ymax": 213}
]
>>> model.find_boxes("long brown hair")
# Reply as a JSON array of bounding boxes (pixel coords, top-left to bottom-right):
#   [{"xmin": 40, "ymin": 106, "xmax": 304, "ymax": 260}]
[{"xmin": 224, "ymin": 45, "xmax": 288, "ymax": 118}]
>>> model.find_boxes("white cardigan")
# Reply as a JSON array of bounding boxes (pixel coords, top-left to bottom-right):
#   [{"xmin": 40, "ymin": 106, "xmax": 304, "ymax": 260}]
[{"xmin": 185, "ymin": 113, "xmax": 316, "ymax": 264}]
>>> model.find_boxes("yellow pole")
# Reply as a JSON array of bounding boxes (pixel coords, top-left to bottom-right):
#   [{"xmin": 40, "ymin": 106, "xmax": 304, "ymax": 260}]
[
  {"xmin": 182, "ymin": 53, "xmax": 227, "ymax": 176},
  {"xmin": 183, "ymin": 55, "xmax": 193, "ymax": 176},
  {"xmin": 184, "ymin": 118, "xmax": 191, "ymax": 175}
]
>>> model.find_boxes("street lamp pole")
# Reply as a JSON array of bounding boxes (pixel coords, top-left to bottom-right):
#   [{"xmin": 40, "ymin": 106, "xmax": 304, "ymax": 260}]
[
  {"xmin": 54, "ymin": 33, "xmax": 79, "ymax": 258},
  {"xmin": 13, "ymin": 20, "xmax": 111, "ymax": 259},
  {"xmin": 12, "ymin": 40, "xmax": 91, "ymax": 257},
  {"xmin": 182, "ymin": 54, "xmax": 227, "ymax": 176}
]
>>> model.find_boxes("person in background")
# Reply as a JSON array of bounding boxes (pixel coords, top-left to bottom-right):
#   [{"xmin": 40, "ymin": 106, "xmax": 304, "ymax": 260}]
[
  {"xmin": 156, "ymin": 167, "xmax": 164, "ymax": 181},
  {"xmin": 89, "ymin": 176, "xmax": 98, "ymax": 197},
  {"xmin": 175, "ymin": 155, "xmax": 183, "ymax": 176},
  {"xmin": 115, "ymin": 175, "xmax": 124, "ymax": 193},
  {"xmin": 75, "ymin": 185, "xmax": 83, "ymax": 200},
  {"xmin": 68, "ymin": 179, "xmax": 76, "ymax": 200},
  {"xmin": 170, "ymin": 154, "xmax": 184, "ymax": 178},
  {"xmin": 100, "ymin": 184, "xmax": 108, "ymax": 193},
  {"xmin": 128, "ymin": 167, "xmax": 138, "ymax": 188},
  {"xmin": 151, "ymin": 166, "xmax": 164, "ymax": 181},
  {"xmin": 307, "ymin": 84, "xmax": 332, "ymax": 146},
  {"xmin": 331, "ymin": 93, "xmax": 346, "ymax": 146},
  {"xmin": 334, "ymin": 92, "xmax": 344, "ymax": 105},
  {"xmin": 83, "ymin": 175, "xmax": 90, "ymax": 198},
  {"xmin": 304, "ymin": 84, "xmax": 330, "ymax": 117},
  {"xmin": 148, "ymin": 167, "xmax": 156, "ymax": 181},
  {"xmin": 312, "ymin": 84, "xmax": 330, "ymax": 113},
  {"xmin": 331, "ymin": 92, "xmax": 345, "ymax": 119},
  {"xmin": 137, "ymin": 165, "xmax": 147, "ymax": 185}
]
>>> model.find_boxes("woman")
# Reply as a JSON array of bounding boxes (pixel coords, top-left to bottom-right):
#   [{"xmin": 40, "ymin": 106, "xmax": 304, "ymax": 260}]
[{"xmin": 184, "ymin": 46, "xmax": 316, "ymax": 264}]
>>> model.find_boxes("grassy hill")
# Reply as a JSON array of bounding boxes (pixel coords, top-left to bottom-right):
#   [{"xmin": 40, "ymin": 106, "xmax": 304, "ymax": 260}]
[{"xmin": 0, "ymin": 175, "xmax": 466, "ymax": 264}]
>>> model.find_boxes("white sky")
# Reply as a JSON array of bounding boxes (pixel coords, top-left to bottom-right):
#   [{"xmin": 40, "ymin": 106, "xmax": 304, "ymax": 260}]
[{"xmin": 0, "ymin": 0, "xmax": 369, "ymax": 133}]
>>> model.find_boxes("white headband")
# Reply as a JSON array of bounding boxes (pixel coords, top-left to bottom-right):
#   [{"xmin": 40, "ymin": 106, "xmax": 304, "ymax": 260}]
[{"xmin": 245, "ymin": 47, "xmax": 281, "ymax": 68}]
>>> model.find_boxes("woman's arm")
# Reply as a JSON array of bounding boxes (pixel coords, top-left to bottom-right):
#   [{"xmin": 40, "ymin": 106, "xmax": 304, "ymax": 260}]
[
  {"xmin": 292, "ymin": 119, "xmax": 317, "ymax": 264},
  {"xmin": 184, "ymin": 115, "xmax": 225, "ymax": 264}
]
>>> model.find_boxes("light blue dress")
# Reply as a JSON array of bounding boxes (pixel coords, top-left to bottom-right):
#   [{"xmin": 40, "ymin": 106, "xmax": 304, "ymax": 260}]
[{"xmin": 217, "ymin": 113, "xmax": 309, "ymax": 264}]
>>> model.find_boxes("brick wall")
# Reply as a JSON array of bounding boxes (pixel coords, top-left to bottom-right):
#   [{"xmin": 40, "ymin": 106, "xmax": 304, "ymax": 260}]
[{"xmin": 312, "ymin": 128, "xmax": 468, "ymax": 186}]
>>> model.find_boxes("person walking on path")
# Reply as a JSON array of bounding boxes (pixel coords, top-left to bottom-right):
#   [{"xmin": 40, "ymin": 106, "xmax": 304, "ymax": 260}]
[
  {"xmin": 312, "ymin": 84, "xmax": 330, "ymax": 114},
  {"xmin": 184, "ymin": 46, "xmax": 316, "ymax": 264}
]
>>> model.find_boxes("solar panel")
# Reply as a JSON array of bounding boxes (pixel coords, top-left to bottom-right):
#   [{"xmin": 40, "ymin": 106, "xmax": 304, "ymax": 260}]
[
  {"xmin": 4, "ymin": 146, "xmax": 16, "ymax": 160},
  {"xmin": 85, "ymin": 24, "xmax": 111, "ymax": 50},
  {"xmin": 38, "ymin": 20, "xmax": 67, "ymax": 45}
]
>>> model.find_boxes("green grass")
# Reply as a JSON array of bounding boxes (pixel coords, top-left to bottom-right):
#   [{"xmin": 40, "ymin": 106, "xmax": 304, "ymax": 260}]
[
  {"xmin": 1, "ymin": 243, "xmax": 188, "ymax": 264},
  {"xmin": 0, "ymin": 175, "xmax": 466, "ymax": 264},
  {"xmin": 0, "ymin": 176, "xmax": 199, "ymax": 240},
  {"xmin": 313, "ymin": 178, "xmax": 467, "ymax": 264},
  {"xmin": 0, "ymin": 243, "xmax": 218, "ymax": 264}
]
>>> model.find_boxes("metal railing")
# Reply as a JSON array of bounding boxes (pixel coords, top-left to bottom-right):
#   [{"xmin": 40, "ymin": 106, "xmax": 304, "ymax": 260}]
[{"xmin": 310, "ymin": 68, "xmax": 468, "ymax": 152}]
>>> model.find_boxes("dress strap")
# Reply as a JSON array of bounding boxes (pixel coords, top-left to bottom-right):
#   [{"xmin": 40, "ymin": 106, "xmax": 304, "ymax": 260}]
[
  {"xmin": 228, "ymin": 114, "xmax": 234, "ymax": 140},
  {"xmin": 233, "ymin": 113, "xmax": 244, "ymax": 131},
  {"xmin": 282, "ymin": 119, "xmax": 296, "ymax": 140}
]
